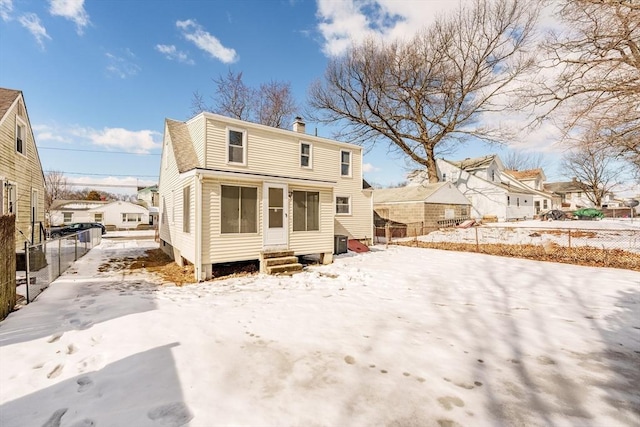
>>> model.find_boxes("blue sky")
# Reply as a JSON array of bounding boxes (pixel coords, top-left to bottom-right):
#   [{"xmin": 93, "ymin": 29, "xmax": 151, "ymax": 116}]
[{"xmin": 0, "ymin": 0, "xmax": 580, "ymax": 196}]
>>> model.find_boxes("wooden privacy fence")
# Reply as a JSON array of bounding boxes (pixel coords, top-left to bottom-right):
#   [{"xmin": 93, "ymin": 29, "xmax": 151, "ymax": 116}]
[{"xmin": 0, "ymin": 215, "xmax": 16, "ymax": 320}]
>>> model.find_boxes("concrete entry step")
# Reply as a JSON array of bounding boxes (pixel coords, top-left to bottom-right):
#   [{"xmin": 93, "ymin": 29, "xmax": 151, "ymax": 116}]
[{"xmin": 266, "ymin": 263, "xmax": 303, "ymax": 275}]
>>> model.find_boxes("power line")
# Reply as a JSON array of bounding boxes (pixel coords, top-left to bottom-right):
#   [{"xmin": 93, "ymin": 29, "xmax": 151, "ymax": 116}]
[
  {"xmin": 66, "ymin": 182, "xmax": 149, "ymax": 188},
  {"xmin": 38, "ymin": 146, "xmax": 161, "ymax": 156},
  {"xmin": 44, "ymin": 170, "xmax": 158, "ymax": 178}
]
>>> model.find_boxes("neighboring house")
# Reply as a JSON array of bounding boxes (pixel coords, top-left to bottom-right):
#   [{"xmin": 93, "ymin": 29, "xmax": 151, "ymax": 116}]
[
  {"xmin": 502, "ymin": 169, "xmax": 559, "ymax": 214},
  {"xmin": 544, "ymin": 179, "xmax": 617, "ymax": 209},
  {"xmin": 373, "ymin": 182, "xmax": 471, "ymax": 236},
  {"xmin": 408, "ymin": 154, "xmax": 536, "ymax": 221},
  {"xmin": 0, "ymin": 88, "xmax": 46, "ymax": 250},
  {"xmin": 158, "ymin": 113, "xmax": 373, "ymax": 280},
  {"xmin": 137, "ymin": 185, "xmax": 159, "ymax": 226},
  {"xmin": 50, "ymin": 199, "xmax": 149, "ymax": 229}
]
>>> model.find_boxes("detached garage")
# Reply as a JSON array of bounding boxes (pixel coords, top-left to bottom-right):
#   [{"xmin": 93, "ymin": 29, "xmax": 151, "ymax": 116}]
[{"xmin": 374, "ymin": 182, "xmax": 471, "ymax": 237}]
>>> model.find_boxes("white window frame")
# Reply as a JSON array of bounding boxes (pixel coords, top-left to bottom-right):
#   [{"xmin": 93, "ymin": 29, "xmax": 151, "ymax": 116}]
[
  {"xmin": 336, "ymin": 195, "xmax": 351, "ymax": 215},
  {"xmin": 183, "ymin": 185, "xmax": 191, "ymax": 233},
  {"xmin": 94, "ymin": 212, "xmax": 103, "ymax": 223},
  {"xmin": 122, "ymin": 213, "xmax": 142, "ymax": 223},
  {"xmin": 300, "ymin": 142, "xmax": 312, "ymax": 169},
  {"xmin": 292, "ymin": 190, "xmax": 320, "ymax": 232},
  {"xmin": 63, "ymin": 211, "xmax": 73, "ymax": 223},
  {"xmin": 226, "ymin": 127, "xmax": 247, "ymax": 166},
  {"xmin": 340, "ymin": 150, "xmax": 352, "ymax": 177},
  {"xmin": 7, "ymin": 183, "xmax": 17, "ymax": 217},
  {"xmin": 220, "ymin": 185, "xmax": 258, "ymax": 234},
  {"xmin": 16, "ymin": 117, "xmax": 27, "ymax": 156}
]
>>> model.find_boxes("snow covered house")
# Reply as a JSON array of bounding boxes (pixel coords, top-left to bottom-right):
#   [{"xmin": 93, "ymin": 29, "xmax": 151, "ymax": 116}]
[
  {"xmin": 50, "ymin": 200, "xmax": 149, "ymax": 230},
  {"xmin": 158, "ymin": 113, "xmax": 373, "ymax": 280},
  {"xmin": 409, "ymin": 155, "xmax": 536, "ymax": 222},
  {"xmin": 373, "ymin": 182, "xmax": 471, "ymax": 236}
]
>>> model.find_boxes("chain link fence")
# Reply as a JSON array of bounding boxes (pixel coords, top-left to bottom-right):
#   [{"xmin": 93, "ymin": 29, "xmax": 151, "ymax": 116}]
[
  {"xmin": 18, "ymin": 228, "xmax": 103, "ymax": 303},
  {"xmin": 375, "ymin": 222, "xmax": 640, "ymax": 271}
]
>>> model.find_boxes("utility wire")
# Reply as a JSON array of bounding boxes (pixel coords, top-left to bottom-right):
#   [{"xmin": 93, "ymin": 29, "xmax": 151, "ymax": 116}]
[
  {"xmin": 44, "ymin": 170, "xmax": 158, "ymax": 178},
  {"xmin": 38, "ymin": 146, "xmax": 161, "ymax": 156}
]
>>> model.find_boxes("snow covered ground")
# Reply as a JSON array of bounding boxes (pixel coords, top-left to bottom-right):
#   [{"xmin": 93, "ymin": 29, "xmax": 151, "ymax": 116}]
[{"xmin": 1, "ymin": 236, "xmax": 639, "ymax": 427}]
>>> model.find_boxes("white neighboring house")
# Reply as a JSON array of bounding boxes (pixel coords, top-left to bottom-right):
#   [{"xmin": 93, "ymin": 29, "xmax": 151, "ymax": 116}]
[
  {"xmin": 501, "ymin": 169, "xmax": 560, "ymax": 214},
  {"xmin": 50, "ymin": 200, "xmax": 149, "ymax": 229},
  {"xmin": 408, "ymin": 155, "xmax": 536, "ymax": 221},
  {"xmin": 158, "ymin": 113, "xmax": 373, "ymax": 281},
  {"xmin": 543, "ymin": 179, "xmax": 618, "ymax": 209}
]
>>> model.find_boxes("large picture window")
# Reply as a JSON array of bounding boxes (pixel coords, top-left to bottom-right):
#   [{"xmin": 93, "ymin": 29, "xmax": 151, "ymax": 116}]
[
  {"xmin": 122, "ymin": 213, "xmax": 142, "ymax": 222},
  {"xmin": 293, "ymin": 191, "xmax": 319, "ymax": 231},
  {"xmin": 221, "ymin": 185, "xmax": 257, "ymax": 233},
  {"xmin": 227, "ymin": 129, "xmax": 246, "ymax": 164}
]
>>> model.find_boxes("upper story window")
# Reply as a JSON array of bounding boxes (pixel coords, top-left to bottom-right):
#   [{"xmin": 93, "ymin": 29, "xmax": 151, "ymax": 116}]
[
  {"xmin": 300, "ymin": 142, "xmax": 312, "ymax": 168},
  {"xmin": 340, "ymin": 150, "xmax": 351, "ymax": 177},
  {"xmin": 227, "ymin": 128, "xmax": 247, "ymax": 165},
  {"xmin": 16, "ymin": 119, "xmax": 26, "ymax": 155}
]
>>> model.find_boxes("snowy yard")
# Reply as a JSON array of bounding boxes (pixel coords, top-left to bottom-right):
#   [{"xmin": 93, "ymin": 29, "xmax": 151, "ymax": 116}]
[{"xmin": 1, "ymin": 235, "xmax": 639, "ymax": 427}]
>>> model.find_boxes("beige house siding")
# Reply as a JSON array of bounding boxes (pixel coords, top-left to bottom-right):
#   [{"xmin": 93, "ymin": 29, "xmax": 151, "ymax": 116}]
[
  {"xmin": 201, "ymin": 178, "xmax": 264, "ymax": 264},
  {"xmin": 288, "ymin": 186, "xmax": 334, "ymax": 256},
  {"xmin": 334, "ymin": 153, "xmax": 373, "ymax": 241},
  {"xmin": 158, "ymin": 131, "xmax": 181, "ymax": 248},
  {"xmin": 0, "ymin": 92, "xmax": 45, "ymax": 250}
]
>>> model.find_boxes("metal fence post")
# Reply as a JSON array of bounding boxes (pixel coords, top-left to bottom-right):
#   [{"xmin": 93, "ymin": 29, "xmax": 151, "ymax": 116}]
[
  {"xmin": 24, "ymin": 241, "xmax": 30, "ymax": 304},
  {"xmin": 74, "ymin": 234, "xmax": 78, "ymax": 261},
  {"xmin": 475, "ymin": 227, "xmax": 479, "ymax": 252}
]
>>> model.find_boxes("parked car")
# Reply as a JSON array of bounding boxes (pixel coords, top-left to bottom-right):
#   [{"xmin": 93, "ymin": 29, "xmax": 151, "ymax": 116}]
[
  {"xmin": 49, "ymin": 222, "xmax": 106, "ymax": 238},
  {"xmin": 539, "ymin": 209, "xmax": 567, "ymax": 221},
  {"xmin": 572, "ymin": 208, "xmax": 604, "ymax": 220}
]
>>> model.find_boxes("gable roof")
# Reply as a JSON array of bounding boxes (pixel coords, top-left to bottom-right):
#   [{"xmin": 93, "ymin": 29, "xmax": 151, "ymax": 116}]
[
  {"xmin": 450, "ymin": 154, "xmax": 499, "ymax": 171},
  {"xmin": 374, "ymin": 182, "xmax": 470, "ymax": 205},
  {"xmin": 504, "ymin": 168, "xmax": 544, "ymax": 180},
  {"xmin": 50, "ymin": 200, "xmax": 110, "ymax": 211},
  {"xmin": 544, "ymin": 180, "xmax": 585, "ymax": 193},
  {"xmin": 0, "ymin": 88, "xmax": 20, "ymax": 121},
  {"xmin": 166, "ymin": 119, "xmax": 199, "ymax": 173}
]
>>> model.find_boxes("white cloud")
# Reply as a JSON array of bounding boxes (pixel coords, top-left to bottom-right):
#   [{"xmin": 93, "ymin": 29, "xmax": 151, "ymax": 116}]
[
  {"xmin": 49, "ymin": 0, "xmax": 90, "ymax": 34},
  {"xmin": 0, "ymin": 0, "xmax": 13, "ymax": 21},
  {"xmin": 176, "ymin": 19, "xmax": 238, "ymax": 63},
  {"xmin": 315, "ymin": 0, "xmax": 470, "ymax": 56},
  {"xmin": 105, "ymin": 51, "xmax": 141, "ymax": 79},
  {"xmin": 362, "ymin": 162, "xmax": 380, "ymax": 173},
  {"xmin": 155, "ymin": 44, "xmax": 194, "ymax": 65},
  {"xmin": 18, "ymin": 13, "xmax": 51, "ymax": 48},
  {"xmin": 70, "ymin": 126, "xmax": 161, "ymax": 153}
]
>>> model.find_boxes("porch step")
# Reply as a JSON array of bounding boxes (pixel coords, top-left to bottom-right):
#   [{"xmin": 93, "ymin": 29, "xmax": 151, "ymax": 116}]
[
  {"xmin": 261, "ymin": 250, "xmax": 295, "ymax": 259},
  {"xmin": 260, "ymin": 250, "xmax": 302, "ymax": 275},
  {"xmin": 266, "ymin": 263, "xmax": 303, "ymax": 275},
  {"xmin": 264, "ymin": 256, "xmax": 299, "ymax": 267}
]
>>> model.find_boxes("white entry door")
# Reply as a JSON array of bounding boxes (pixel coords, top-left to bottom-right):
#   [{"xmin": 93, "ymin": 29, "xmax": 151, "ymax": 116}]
[{"xmin": 263, "ymin": 183, "xmax": 288, "ymax": 248}]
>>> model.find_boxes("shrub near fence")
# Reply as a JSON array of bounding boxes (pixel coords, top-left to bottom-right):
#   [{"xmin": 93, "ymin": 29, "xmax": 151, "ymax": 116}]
[
  {"xmin": 379, "ymin": 224, "xmax": 640, "ymax": 271},
  {"xmin": 0, "ymin": 215, "xmax": 16, "ymax": 319}
]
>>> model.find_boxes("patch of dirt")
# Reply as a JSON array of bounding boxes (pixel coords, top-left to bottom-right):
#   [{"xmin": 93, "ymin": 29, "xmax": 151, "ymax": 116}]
[
  {"xmin": 99, "ymin": 249, "xmax": 194, "ymax": 285},
  {"xmin": 396, "ymin": 241, "xmax": 640, "ymax": 271}
]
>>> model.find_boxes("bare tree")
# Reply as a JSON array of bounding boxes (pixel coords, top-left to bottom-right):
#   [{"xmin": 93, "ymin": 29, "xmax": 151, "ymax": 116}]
[
  {"xmin": 44, "ymin": 170, "xmax": 69, "ymax": 211},
  {"xmin": 307, "ymin": 0, "xmax": 540, "ymax": 183},
  {"xmin": 503, "ymin": 151, "xmax": 547, "ymax": 171},
  {"xmin": 533, "ymin": 0, "xmax": 640, "ymax": 175},
  {"xmin": 257, "ymin": 80, "xmax": 297, "ymax": 128},
  {"xmin": 192, "ymin": 70, "xmax": 298, "ymax": 129},
  {"xmin": 561, "ymin": 142, "xmax": 624, "ymax": 207}
]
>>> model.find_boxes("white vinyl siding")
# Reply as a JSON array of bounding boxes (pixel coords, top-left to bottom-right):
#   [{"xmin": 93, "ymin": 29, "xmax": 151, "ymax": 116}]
[{"xmin": 183, "ymin": 185, "xmax": 191, "ymax": 233}]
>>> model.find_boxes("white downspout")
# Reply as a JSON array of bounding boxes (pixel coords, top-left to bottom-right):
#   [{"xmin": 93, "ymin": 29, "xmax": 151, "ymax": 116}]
[{"xmin": 195, "ymin": 172, "xmax": 203, "ymax": 281}]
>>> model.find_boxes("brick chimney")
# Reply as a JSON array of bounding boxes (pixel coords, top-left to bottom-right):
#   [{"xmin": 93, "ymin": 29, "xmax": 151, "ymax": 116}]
[{"xmin": 293, "ymin": 116, "xmax": 306, "ymax": 134}]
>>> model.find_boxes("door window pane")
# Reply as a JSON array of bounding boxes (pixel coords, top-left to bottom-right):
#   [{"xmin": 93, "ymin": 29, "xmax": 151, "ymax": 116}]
[{"xmin": 268, "ymin": 187, "xmax": 283, "ymax": 228}]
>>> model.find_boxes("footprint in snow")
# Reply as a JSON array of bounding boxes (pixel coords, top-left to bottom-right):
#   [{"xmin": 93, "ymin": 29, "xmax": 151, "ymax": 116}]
[
  {"xmin": 47, "ymin": 364, "xmax": 64, "ymax": 379},
  {"xmin": 47, "ymin": 333, "xmax": 63, "ymax": 343},
  {"xmin": 70, "ymin": 419, "xmax": 95, "ymax": 427},
  {"xmin": 77, "ymin": 376, "xmax": 93, "ymax": 392},
  {"xmin": 41, "ymin": 408, "xmax": 68, "ymax": 427},
  {"xmin": 147, "ymin": 402, "xmax": 194, "ymax": 425}
]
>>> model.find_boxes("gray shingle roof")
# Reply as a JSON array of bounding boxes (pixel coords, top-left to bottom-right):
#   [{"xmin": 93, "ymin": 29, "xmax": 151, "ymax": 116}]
[
  {"xmin": 374, "ymin": 183, "xmax": 447, "ymax": 203},
  {"xmin": 166, "ymin": 119, "xmax": 199, "ymax": 173}
]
